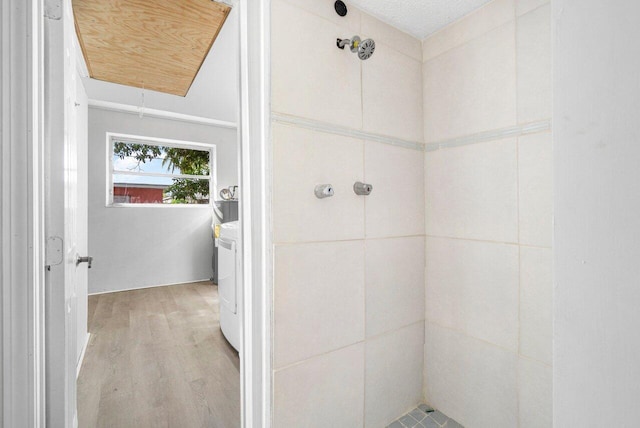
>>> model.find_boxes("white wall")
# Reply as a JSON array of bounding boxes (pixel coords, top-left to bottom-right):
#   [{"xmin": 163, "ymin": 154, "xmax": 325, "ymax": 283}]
[
  {"xmin": 87, "ymin": 108, "xmax": 238, "ymax": 294},
  {"xmin": 81, "ymin": 9, "xmax": 239, "ymax": 123},
  {"xmin": 270, "ymin": 1, "xmax": 425, "ymax": 426},
  {"xmin": 554, "ymin": 1, "xmax": 640, "ymax": 426},
  {"xmin": 422, "ymin": 0, "xmax": 552, "ymax": 426}
]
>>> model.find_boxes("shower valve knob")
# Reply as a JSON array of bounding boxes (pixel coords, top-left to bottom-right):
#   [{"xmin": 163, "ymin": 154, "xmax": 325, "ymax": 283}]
[
  {"xmin": 315, "ymin": 184, "xmax": 334, "ymax": 199},
  {"xmin": 353, "ymin": 182, "xmax": 373, "ymax": 196}
]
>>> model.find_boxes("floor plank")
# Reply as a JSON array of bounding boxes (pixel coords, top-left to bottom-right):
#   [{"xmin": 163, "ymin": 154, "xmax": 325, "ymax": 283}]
[{"xmin": 77, "ymin": 282, "xmax": 240, "ymax": 428}]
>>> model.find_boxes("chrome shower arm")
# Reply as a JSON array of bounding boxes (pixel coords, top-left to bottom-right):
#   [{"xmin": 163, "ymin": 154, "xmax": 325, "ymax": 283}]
[{"xmin": 336, "ymin": 38, "xmax": 352, "ymax": 49}]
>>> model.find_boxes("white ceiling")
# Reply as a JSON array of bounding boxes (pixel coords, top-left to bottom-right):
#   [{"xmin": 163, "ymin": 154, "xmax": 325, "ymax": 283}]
[{"xmin": 348, "ymin": 0, "xmax": 493, "ymax": 40}]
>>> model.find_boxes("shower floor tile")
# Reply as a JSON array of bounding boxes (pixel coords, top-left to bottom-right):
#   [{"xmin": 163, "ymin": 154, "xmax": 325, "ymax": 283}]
[{"xmin": 386, "ymin": 405, "xmax": 464, "ymax": 428}]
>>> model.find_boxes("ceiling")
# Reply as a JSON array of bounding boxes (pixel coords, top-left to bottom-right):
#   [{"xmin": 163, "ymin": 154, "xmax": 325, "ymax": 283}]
[
  {"xmin": 347, "ymin": 0, "xmax": 493, "ymax": 40},
  {"xmin": 73, "ymin": 0, "xmax": 231, "ymax": 96},
  {"xmin": 79, "ymin": 7, "xmax": 240, "ymax": 123}
]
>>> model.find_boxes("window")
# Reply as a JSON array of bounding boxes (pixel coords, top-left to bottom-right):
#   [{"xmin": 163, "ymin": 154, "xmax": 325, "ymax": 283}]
[{"xmin": 107, "ymin": 133, "xmax": 215, "ymax": 206}]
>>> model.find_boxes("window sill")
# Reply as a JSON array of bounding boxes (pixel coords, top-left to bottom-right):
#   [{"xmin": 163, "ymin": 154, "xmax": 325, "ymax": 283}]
[{"xmin": 106, "ymin": 203, "xmax": 213, "ymax": 208}]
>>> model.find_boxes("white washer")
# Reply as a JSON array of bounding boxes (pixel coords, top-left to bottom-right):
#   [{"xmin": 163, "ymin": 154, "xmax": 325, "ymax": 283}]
[{"xmin": 218, "ymin": 221, "xmax": 241, "ymax": 352}]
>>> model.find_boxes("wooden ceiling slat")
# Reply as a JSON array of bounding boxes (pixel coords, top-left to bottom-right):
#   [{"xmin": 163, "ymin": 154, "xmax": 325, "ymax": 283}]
[{"xmin": 73, "ymin": 0, "xmax": 231, "ymax": 96}]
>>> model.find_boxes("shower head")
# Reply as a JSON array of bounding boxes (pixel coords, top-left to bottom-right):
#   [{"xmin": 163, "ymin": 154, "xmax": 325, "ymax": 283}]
[
  {"xmin": 336, "ymin": 35, "xmax": 376, "ymax": 60},
  {"xmin": 356, "ymin": 38, "xmax": 375, "ymax": 60}
]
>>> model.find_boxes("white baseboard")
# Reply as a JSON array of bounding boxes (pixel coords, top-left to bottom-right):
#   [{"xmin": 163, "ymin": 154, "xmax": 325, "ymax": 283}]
[
  {"xmin": 88, "ymin": 278, "xmax": 212, "ymax": 296},
  {"xmin": 76, "ymin": 333, "xmax": 91, "ymax": 379}
]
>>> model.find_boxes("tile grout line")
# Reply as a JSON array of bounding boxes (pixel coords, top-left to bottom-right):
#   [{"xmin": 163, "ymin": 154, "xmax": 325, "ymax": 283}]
[
  {"xmin": 517, "ymin": 353, "xmax": 552, "ymax": 367},
  {"xmin": 362, "ymin": 77, "xmax": 368, "ymax": 424},
  {"xmin": 515, "ymin": 7, "xmax": 522, "ymax": 425},
  {"xmin": 273, "ymin": 341, "xmax": 365, "ymax": 373},
  {"xmin": 425, "ymin": 319, "xmax": 519, "ymax": 355},
  {"xmin": 273, "ymin": 234, "xmax": 427, "ymax": 246},
  {"xmin": 421, "ymin": 48, "xmax": 429, "ymax": 411},
  {"xmin": 425, "ymin": 233, "xmax": 551, "ymax": 249},
  {"xmin": 518, "ymin": 1, "xmax": 552, "ymax": 18},
  {"xmin": 366, "ymin": 320, "xmax": 426, "ymax": 343},
  {"xmin": 273, "ymin": 320, "xmax": 425, "ymax": 373},
  {"xmin": 515, "ymin": 0, "xmax": 522, "ymax": 356},
  {"xmin": 424, "ymin": 319, "xmax": 551, "ymax": 367}
]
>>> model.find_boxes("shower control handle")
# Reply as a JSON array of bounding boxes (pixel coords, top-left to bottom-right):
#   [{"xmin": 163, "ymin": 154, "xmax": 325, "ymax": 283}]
[
  {"xmin": 353, "ymin": 182, "xmax": 373, "ymax": 196},
  {"xmin": 315, "ymin": 184, "xmax": 334, "ymax": 199}
]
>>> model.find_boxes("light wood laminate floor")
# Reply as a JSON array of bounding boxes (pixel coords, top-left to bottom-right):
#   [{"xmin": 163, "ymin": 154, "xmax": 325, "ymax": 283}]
[{"xmin": 77, "ymin": 282, "xmax": 240, "ymax": 428}]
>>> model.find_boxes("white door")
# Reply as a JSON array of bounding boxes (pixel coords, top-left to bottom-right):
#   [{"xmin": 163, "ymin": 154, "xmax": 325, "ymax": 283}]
[
  {"xmin": 44, "ymin": 0, "xmax": 88, "ymax": 426},
  {"xmin": 75, "ymin": 74, "xmax": 90, "ymax": 370}
]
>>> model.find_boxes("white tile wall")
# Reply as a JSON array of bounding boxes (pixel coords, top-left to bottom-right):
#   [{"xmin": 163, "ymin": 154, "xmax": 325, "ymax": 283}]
[
  {"xmin": 366, "ymin": 237, "xmax": 425, "ymax": 337},
  {"xmin": 425, "ymin": 138, "xmax": 519, "ymax": 243},
  {"xmin": 423, "ymin": 1, "xmax": 552, "ymax": 427},
  {"xmin": 517, "ymin": 4, "xmax": 552, "ymax": 123},
  {"xmin": 518, "ymin": 357, "xmax": 552, "ymax": 427},
  {"xmin": 272, "ymin": 123, "xmax": 364, "ymax": 243},
  {"xmin": 424, "ymin": 322, "xmax": 519, "ymax": 428},
  {"xmin": 518, "ymin": 131, "xmax": 553, "ymax": 247},
  {"xmin": 423, "ymin": 22, "xmax": 517, "ymax": 143},
  {"xmin": 362, "ymin": 43, "xmax": 423, "ymax": 142},
  {"xmin": 365, "ymin": 323, "xmax": 424, "ymax": 427},
  {"xmin": 271, "ymin": 0, "xmax": 362, "ymax": 128},
  {"xmin": 273, "ymin": 343, "xmax": 365, "ymax": 428},
  {"xmin": 422, "ymin": 0, "xmax": 515, "ymax": 62},
  {"xmin": 426, "ymin": 237, "xmax": 519, "ymax": 351},
  {"xmin": 274, "ymin": 241, "xmax": 365, "ymax": 369},
  {"xmin": 272, "ymin": 0, "xmax": 553, "ymax": 425},
  {"xmin": 271, "ymin": 1, "xmax": 425, "ymax": 425},
  {"xmin": 365, "ymin": 141, "xmax": 425, "ymax": 238},
  {"xmin": 519, "ymin": 246, "xmax": 552, "ymax": 364}
]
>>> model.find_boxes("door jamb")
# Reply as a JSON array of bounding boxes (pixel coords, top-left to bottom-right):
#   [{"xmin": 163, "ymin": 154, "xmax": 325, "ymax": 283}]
[
  {"xmin": 238, "ymin": 0, "xmax": 272, "ymax": 426},
  {"xmin": 1, "ymin": 0, "xmax": 46, "ymax": 426}
]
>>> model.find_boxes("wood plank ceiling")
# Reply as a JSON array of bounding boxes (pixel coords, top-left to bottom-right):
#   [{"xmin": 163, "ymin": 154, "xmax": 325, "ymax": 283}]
[{"xmin": 73, "ymin": 0, "xmax": 231, "ymax": 96}]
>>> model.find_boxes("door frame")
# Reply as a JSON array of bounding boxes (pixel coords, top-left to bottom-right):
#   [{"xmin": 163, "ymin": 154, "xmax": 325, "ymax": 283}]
[
  {"xmin": 0, "ymin": 0, "xmax": 272, "ymax": 425},
  {"xmin": 1, "ymin": 0, "xmax": 46, "ymax": 426},
  {"xmin": 238, "ymin": 0, "xmax": 272, "ymax": 426}
]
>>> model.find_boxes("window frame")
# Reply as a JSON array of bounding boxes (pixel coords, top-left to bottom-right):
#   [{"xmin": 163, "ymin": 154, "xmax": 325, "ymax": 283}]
[{"xmin": 106, "ymin": 132, "xmax": 217, "ymax": 207}]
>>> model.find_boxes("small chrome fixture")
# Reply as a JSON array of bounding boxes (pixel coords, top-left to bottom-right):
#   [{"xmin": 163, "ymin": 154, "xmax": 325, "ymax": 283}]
[
  {"xmin": 315, "ymin": 184, "xmax": 334, "ymax": 199},
  {"xmin": 220, "ymin": 185, "xmax": 239, "ymax": 201},
  {"xmin": 337, "ymin": 35, "xmax": 376, "ymax": 60},
  {"xmin": 220, "ymin": 188, "xmax": 232, "ymax": 200},
  {"xmin": 353, "ymin": 182, "xmax": 373, "ymax": 196}
]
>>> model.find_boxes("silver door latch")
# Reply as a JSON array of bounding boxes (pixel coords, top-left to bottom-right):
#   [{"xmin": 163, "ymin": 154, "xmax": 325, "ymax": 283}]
[
  {"xmin": 353, "ymin": 182, "xmax": 373, "ymax": 195},
  {"xmin": 76, "ymin": 256, "xmax": 93, "ymax": 268}
]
